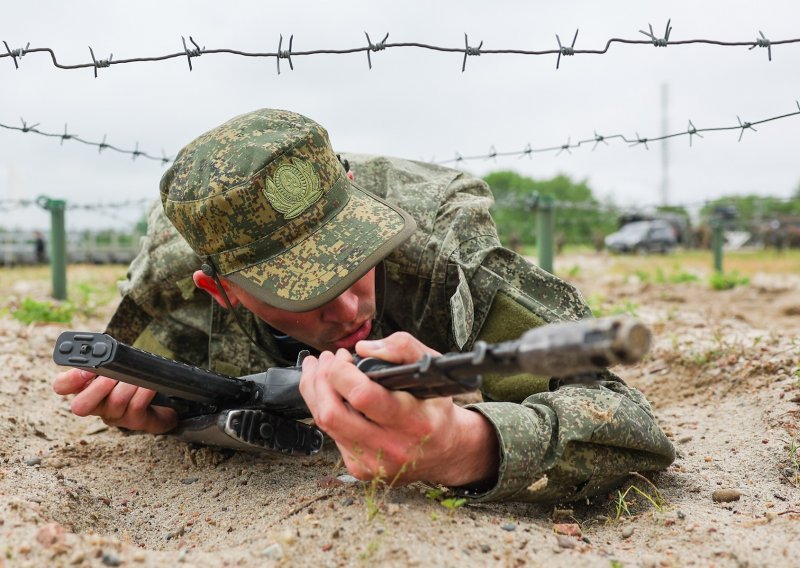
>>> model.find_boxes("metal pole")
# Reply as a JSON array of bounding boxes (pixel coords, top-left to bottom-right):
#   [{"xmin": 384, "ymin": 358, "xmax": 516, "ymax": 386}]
[
  {"xmin": 537, "ymin": 195, "xmax": 555, "ymax": 274},
  {"xmin": 36, "ymin": 196, "xmax": 68, "ymax": 300},
  {"xmin": 711, "ymin": 220, "xmax": 723, "ymax": 273}
]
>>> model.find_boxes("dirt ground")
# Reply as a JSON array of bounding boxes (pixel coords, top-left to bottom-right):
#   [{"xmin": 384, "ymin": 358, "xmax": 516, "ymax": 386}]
[{"xmin": 1, "ymin": 251, "xmax": 798, "ymax": 567}]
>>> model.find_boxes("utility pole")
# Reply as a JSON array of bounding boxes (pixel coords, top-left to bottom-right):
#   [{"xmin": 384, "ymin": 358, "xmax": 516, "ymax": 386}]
[{"xmin": 660, "ymin": 83, "xmax": 670, "ymax": 206}]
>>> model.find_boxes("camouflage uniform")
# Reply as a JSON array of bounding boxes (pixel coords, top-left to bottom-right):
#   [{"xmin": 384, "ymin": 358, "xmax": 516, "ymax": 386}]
[{"xmin": 108, "ymin": 111, "xmax": 674, "ymax": 503}]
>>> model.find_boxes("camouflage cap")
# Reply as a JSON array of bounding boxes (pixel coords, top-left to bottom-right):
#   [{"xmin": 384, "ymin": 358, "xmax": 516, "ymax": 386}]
[{"xmin": 160, "ymin": 109, "xmax": 416, "ymax": 312}]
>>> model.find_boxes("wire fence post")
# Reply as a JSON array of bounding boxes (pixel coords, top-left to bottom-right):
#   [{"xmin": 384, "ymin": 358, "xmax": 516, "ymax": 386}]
[
  {"xmin": 536, "ymin": 196, "xmax": 555, "ymax": 273},
  {"xmin": 711, "ymin": 219, "xmax": 724, "ymax": 273},
  {"xmin": 36, "ymin": 196, "xmax": 68, "ymax": 300}
]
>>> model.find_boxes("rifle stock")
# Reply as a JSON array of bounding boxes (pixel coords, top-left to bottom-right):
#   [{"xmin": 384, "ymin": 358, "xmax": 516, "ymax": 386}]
[{"xmin": 53, "ymin": 317, "xmax": 651, "ymax": 456}]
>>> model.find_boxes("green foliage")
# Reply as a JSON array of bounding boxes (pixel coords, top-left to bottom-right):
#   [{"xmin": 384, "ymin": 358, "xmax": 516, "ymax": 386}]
[
  {"xmin": 700, "ymin": 195, "xmax": 800, "ymax": 225},
  {"xmin": 633, "ymin": 266, "xmax": 700, "ymax": 285},
  {"xmin": 425, "ymin": 488, "xmax": 467, "ymax": 516},
  {"xmin": 12, "ymin": 297, "xmax": 75, "ymax": 324},
  {"xmin": 484, "ymin": 170, "xmax": 616, "ymax": 246},
  {"xmin": 709, "ymin": 270, "xmax": 750, "ymax": 290},
  {"xmin": 587, "ymin": 293, "xmax": 639, "ymax": 318}
]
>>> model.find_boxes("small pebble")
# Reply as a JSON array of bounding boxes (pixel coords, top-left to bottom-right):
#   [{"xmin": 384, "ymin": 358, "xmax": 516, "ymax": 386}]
[
  {"xmin": 341, "ymin": 497, "xmax": 354, "ymax": 506},
  {"xmin": 24, "ymin": 457, "xmax": 41, "ymax": 466},
  {"xmin": 480, "ymin": 544, "xmax": 491, "ymax": 553},
  {"xmin": 621, "ymin": 526, "xmax": 634, "ymax": 539},
  {"xmin": 337, "ymin": 474, "xmax": 359, "ymax": 484},
  {"xmin": 556, "ymin": 535, "xmax": 576, "ymax": 549},
  {"xmin": 261, "ymin": 543, "xmax": 284, "ymax": 559},
  {"xmin": 101, "ymin": 552, "xmax": 122, "ymax": 567},
  {"xmin": 712, "ymin": 489, "xmax": 742, "ymax": 503},
  {"xmin": 553, "ymin": 523, "xmax": 582, "ymax": 538},
  {"xmin": 181, "ymin": 477, "xmax": 199, "ymax": 485},
  {"xmin": 501, "ymin": 523, "xmax": 516, "ymax": 532}
]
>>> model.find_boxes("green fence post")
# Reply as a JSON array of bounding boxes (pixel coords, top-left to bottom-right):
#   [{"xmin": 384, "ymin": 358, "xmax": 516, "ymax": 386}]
[
  {"xmin": 711, "ymin": 220, "xmax": 723, "ymax": 273},
  {"xmin": 536, "ymin": 195, "xmax": 555, "ymax": 274},
  {"xmin": 36, "ymin": 196, "xmax": 68, "ymax": 300}
]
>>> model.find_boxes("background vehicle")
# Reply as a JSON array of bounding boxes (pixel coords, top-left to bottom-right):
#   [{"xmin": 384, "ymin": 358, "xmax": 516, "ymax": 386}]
[{"xmin": 604, "ymin": 220, "xmax": 677, "ymax": 254}]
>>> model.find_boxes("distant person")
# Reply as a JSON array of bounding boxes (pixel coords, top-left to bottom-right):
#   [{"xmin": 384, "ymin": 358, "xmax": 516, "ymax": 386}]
[{"xmin": 34, "ymin": 231, "xmax": 46, "ymax": 263}]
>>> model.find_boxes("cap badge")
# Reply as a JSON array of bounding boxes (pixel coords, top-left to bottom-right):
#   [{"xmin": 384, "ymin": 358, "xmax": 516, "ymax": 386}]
[{"xmin": 264, "ymin": 158, "xmax": 323, "ymax": 219}]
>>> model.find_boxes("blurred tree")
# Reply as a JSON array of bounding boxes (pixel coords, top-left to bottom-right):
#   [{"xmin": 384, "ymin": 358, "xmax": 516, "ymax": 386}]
[{"xmin": 483, "ymin": 170, "xmax": 616, "ymax": 247}]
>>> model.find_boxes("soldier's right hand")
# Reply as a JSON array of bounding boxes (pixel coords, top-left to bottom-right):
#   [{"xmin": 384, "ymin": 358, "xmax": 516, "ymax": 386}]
[{"xmin": 52, "ymin": 368, "xmax": 178, "ymax": 434}]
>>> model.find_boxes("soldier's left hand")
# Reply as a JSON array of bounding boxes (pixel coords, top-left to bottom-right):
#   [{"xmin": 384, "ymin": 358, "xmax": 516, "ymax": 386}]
[{"xmin": 299, "ymin": 332, "xmax": 499, "ymax": 488}]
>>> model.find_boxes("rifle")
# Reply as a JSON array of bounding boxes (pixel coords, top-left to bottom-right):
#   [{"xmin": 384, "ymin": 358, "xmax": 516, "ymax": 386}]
[{"xmin": 52, "ymin": 317, "xmax": 651, "ymax": 457}]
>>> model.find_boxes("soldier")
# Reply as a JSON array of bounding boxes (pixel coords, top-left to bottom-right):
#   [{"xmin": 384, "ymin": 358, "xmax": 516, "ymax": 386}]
[{"xmin": 53, "ymin": 109, "xmax": 674, "ymax": 502}]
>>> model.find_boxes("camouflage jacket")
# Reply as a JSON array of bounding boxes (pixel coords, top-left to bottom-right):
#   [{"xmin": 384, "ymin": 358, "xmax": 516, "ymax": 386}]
[{"xmin": 108, "ymin": 154, "xmax": 674, "ymax": 503}]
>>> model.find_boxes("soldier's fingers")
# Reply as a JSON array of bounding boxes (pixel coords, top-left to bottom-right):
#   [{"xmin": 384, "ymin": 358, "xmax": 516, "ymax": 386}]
[
  {"xmin": 109, "ymin": 388, "xmax": 177, "ymax": 434},
  {"xmin": 302, "ymin": 351, "xmax": 383, "ymax": 439},
  {"xmin": 69, "ymin": 376, "xmax": 118, "ymax": 417},
  {"xmin": 355, "ymin": 331, "xmax": 440, "ymax": 365},
  {"xmin": 102, "ymin": 382, "xmax": 140, "ymax": 421},
  {"xmin": 142, "ymin": 406, "xmax": 179, "ymax": 434},
  {"xmin": 332, "ymin": 352, "xmax": 409, "ymax": 424},
  {"xmin": 53, "ymin": 369, "xmax": 97, "ymax": 395}
]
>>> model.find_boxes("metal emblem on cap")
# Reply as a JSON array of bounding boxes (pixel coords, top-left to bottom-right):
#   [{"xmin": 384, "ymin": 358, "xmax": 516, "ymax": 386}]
[{"xmin": 264, "ymin": 158, "xmax": 323, "ymax": 219}]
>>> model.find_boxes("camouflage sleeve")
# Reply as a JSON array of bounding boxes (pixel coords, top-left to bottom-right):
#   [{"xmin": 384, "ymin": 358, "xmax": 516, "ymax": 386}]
[
  {"xmin": 462, "ymin": 382, "xmax": 675, "ymax": 503},
  {"xmin": 454, "ymin": 259, "xmax": 675, "ymax": 503},
  {"xmin": 425, "ymin": 176, "xmax": 675, "ymax": 503}
]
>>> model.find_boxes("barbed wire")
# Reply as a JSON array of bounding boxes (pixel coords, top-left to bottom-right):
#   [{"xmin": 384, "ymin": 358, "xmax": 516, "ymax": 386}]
[
  {"xmin": 1, "ymin": 23, "xmax": 798, "ymax": 76},
  {"xmin": 5, "ymin": 98, "xmax": 800, "ymax": 169},
  {"xmin": 437, "ymin": 101, "xmax": 800, "ymax": 164},
  {"xmin": 0, "ymin": 119, "xmax": 170, "ymax": 164},
  {"xmin": 0, "ymin": 197, "xmax": 151, "ymax": 213}
]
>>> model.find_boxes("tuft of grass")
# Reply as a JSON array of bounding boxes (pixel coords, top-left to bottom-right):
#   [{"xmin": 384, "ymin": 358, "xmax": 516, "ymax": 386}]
[
  {"xmin": 425, "ymin": 488, "xmax": 466, "ymax": 516},
  {"xmin": 610, "ymin": 473, "xmax": 666, "ymax": 521},
  {"xmin": 11, "ymin": 297, "xmax": 75, "ymax": 324},
  {"xmin": 709, "ymin": 270, "xmax": 749, "ymax": 291},
  {"xmin": 586, "ymin": 294, "xmax": 638, "ymax": 318}
]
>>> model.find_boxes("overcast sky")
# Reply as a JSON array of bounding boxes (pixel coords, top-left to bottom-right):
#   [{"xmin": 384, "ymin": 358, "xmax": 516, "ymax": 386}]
[{"xmin": 2, "ymin": 0, "xmax": 799, "ymax": 230}]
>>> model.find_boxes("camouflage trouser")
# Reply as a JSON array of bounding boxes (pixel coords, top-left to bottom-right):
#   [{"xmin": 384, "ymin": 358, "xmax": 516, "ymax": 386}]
[{"xmin": 465, "ymin": 380, "xmax": 675, "ymax": 503}]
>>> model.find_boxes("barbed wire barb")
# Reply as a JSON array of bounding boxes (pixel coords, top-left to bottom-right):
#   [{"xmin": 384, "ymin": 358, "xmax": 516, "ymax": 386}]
[
  {"xmin": 59, "ymin": 124, "xmax": 73, "ymax": 145},
  {"xmin": 462, "ymin": 34, "xmax": 482, "ymax": 72},
  {"xmin": 3, "ymin": 41, "xmax": 29, "ymax": 69},
  {"xmin": 555, "ymin": 29, "xmax": 579, "ymax": 69},
  {"xmin": 556, "ymin": 137, "xmax": 572, "ymax": 155},
  {"xmin": 277, "ymin": 34, "xmax": 294, "ymax": 75},
  {"xmin": 181, "ymin": 36, "xmax": 203, "ymax": 71},
  {"xmin": 736, "ymin": 116, "xmax": 757, "ymax": 142},
  {"xmin": 88, "ymin": 46, "xmax": 112, "ymax": 78},
  {"xmin": 364, "ymin": 32, "xmax": 389, "ymax": 69},
  {"xmin": 640, "ymin": 19, "xmax": 672, "ymax": 47},
  {"xmin": 592, "ymin": 131, "xmax": 608, "ymax": 151},
  {"xmin": 686, "ymin": 119, "xmax": 703, "ymax": 146},
  {"xmin": 98, "ymin": 134, "xmax": 109, "ymax": 154},
  {"xmin": 748, "ymin": 30, "xmax": 772, "ymax": 61},
  {"xmin": 19, "ymin": 117, "xmax": 39, "ymax": 133}
]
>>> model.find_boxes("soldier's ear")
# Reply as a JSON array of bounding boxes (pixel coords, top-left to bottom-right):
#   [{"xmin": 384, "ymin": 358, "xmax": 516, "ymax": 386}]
[{"xmin": 192, "ymin": 270, "xmax": 240, "ymax": 308}]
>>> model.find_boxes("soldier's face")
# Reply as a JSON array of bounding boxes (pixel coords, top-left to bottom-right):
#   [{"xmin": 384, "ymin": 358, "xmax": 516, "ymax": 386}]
[{"xmin": 229, "ymin": 269, "xmax": 377, "ymax": 353}]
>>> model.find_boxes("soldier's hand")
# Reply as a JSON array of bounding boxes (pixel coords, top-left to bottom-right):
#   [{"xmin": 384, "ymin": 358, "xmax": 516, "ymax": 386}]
[
  {"xmin": 298, "ymin": 332, "xmax": 499, "ymax": 488},
  {"xmin": 52, "ymin": 368, "xmax": 178, "ymax": 434}
]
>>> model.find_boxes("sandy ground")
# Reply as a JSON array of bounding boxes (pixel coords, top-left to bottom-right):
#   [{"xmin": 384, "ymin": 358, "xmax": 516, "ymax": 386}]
[{"xmin": 1, "ymin": 253, "xmax": 799, "ymax": 567}]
